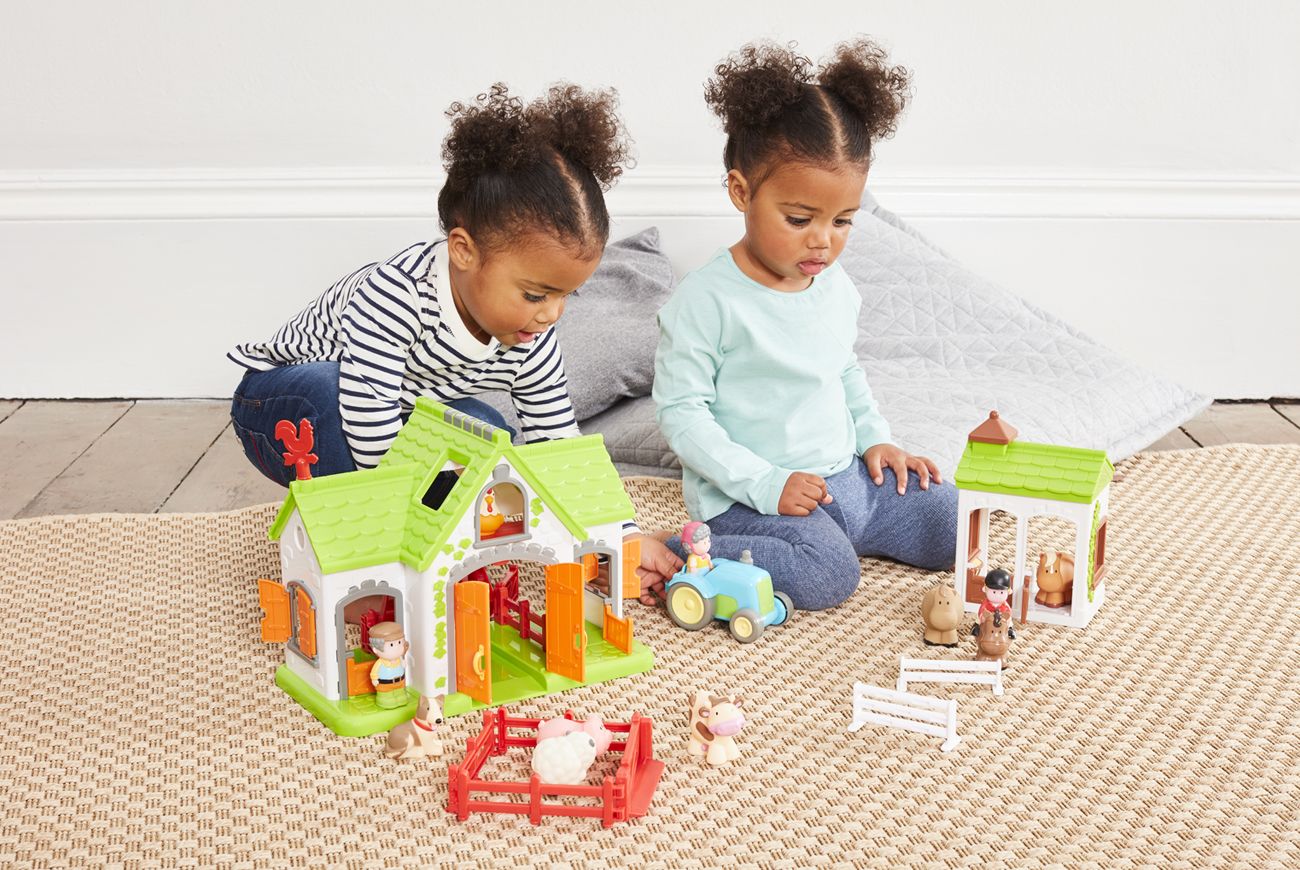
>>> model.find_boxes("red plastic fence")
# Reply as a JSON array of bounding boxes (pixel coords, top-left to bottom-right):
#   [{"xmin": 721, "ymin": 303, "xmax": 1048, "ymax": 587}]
[
  {"xmin": 485, "ymin": 564, "xmax": 546, "ymax": 652},
  {"xmin": 446, "ymin": 707, "xmax": 655, "ymax": 827}
]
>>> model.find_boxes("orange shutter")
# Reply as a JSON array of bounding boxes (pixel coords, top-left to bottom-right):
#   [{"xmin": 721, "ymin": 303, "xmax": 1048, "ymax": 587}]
[
  {"xmin": 545, "ymin": 563, "xmax": 586, "ymax": 683},
  {"xmin": 295, "ymin": 586, "xmax": 317, "ymax": 658},
  {"xmin": 258, "ymin": 579, "xmax": 291, "ymax": 643},
  {"xmin": 603, "ymin": 604, "xmax": 633, "ymax": 654},
  {"xmin": 454, "ymin": 580, "xmax": 492, "ymax": 706},
  {"xmin": 621, "ymin": 538, "xmax": 642, "ymax": 600},
  {"xmin": 581, "ymin": 553, "xmax": 599, "ymax": 582}
]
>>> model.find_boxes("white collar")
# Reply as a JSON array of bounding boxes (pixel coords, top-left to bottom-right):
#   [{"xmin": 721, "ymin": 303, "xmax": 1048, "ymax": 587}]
[{"xmin": 430, "ymin": 242, "xmax": 498, "ymax": 361}]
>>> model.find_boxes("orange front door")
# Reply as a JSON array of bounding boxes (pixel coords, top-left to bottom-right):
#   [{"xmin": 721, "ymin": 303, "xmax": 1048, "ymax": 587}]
[
  {"xmin": 454, "ymin": 580, "xmax": 492, "ymax": 706},
  {"xmin": 545, "ymin": 563, "xmax": 586, "ymax": 683}
]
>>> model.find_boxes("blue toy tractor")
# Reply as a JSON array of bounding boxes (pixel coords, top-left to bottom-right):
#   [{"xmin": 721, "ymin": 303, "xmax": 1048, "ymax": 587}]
[{"xmin": 665, "ymin": 550, "xmax": 793, "ymax": 643}]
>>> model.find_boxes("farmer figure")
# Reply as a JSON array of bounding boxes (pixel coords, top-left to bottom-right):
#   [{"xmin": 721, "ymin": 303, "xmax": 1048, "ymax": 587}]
[{"xmin": 368, "ymin": 621, "xmax": 410, "ymax": 709}]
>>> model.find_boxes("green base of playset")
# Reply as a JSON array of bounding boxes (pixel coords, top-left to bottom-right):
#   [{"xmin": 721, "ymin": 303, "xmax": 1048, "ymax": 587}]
[
  {"xmin": 275, "ymin": 665, "xmax": 421, "ymax": 737},
  {"xmin": 441, "ymin": 618, "xmax": 654, "ymax": 718},
  {"xmin": 275, "ymin": 618, "xmax": 653, "ymax": 736}
]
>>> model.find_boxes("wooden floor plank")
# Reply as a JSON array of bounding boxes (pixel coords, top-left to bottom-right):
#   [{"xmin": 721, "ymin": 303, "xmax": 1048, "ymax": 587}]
[
  {"xmin": 0, "ymin": 401, "xmax": 22, "ymax": 425},
  {"xmin": 161, "ymin": 423, "xmax": 286, "ymax": 513},
  {"xmin": 1142, "ymin": 428, "xmax": 1200, "ymax": 452},
  {"xmin": 1273, "ymin": 403, "xmax": 1300, "ymax": 430},
  {"xmin": 1180, "ymin": 402, "xmax": 1300, "ymax": 447},
  {"xmin": 18, "ymin": 400, "xmax": 230, "ymax": 517},
  {"xmin": 0, "ymin": 401, "xmax": 133, "ymax": 519}
]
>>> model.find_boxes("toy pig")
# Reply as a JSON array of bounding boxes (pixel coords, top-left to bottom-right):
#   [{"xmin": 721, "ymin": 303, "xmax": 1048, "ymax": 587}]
[{"xmin": 536, "ymin": 713, "xmax": 614, "ymax": 752}]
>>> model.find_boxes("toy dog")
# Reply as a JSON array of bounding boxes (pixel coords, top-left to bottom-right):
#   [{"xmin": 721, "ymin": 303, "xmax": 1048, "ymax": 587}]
[{"xmin": 383, "ymin": 694, "xmax": 444, "ymax": 760}]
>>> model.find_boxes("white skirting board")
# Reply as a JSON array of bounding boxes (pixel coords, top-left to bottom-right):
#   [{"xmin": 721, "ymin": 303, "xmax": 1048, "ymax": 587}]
[{"xmin": 2, "ymin": 168, "xmax": 1298, "ymax": 399}]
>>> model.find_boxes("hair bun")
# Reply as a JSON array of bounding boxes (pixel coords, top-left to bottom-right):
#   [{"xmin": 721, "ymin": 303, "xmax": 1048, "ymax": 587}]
[
  {"xmin": 704, "ymin": 41, "xmax": 814, "ymax": 135},
  {"xmin": 441, "ymin": 83, "xmax": 535, "ymax": 180},
  {"xmin": 530, "ymin": 83, "xmax": 632, "ymax": 189},
  {"xmin": 818, "ymin": 38, "xmax": 911, "ymax": 141}
]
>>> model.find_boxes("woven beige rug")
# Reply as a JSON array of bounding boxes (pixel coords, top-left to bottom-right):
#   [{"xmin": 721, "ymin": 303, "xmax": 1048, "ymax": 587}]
[{"xmin": 2, "ymin": 445, "xmax": 1298, "ymax": 868}]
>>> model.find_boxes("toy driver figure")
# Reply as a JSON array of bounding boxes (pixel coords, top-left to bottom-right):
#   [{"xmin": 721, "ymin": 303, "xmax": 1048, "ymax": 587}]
[{"xmin": 972, "ymin": 568, "xmax": 1017, "ymax": 639}]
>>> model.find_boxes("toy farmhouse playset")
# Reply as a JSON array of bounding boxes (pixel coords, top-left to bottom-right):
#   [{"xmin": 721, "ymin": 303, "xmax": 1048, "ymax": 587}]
[
  {"xmin": 952, "ymin": 411, "xmax": 1113, "ymax": 629},
  {"xmin": 258, "ymin": 398, "xmax": 652, "ymax": 737}
]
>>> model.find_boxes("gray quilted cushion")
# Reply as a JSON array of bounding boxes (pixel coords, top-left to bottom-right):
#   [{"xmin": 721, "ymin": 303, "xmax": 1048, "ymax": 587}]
[
  {"xmin": 587, "ymin": 194, "xmax": 1209, "ymax": 478},
  {"xmin": 479, "ymin": 227, "xmax": 674, "ymax": 428}
]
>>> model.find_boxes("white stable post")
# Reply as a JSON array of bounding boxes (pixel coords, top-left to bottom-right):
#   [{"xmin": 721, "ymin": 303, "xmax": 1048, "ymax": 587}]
[
  {"xmin": 848, "ymin": 683, "xmax": 960, "ymax": 752},
  {"xmin": 897, "ymin": 657, "xmax": 1004, "ymax": 696}
]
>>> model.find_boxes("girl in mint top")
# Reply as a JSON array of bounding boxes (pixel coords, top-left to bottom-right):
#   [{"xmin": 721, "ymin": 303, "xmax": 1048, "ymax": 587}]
[{"xmin": 652, "ymin": 39, "xmax": 957, "ymax": 610}]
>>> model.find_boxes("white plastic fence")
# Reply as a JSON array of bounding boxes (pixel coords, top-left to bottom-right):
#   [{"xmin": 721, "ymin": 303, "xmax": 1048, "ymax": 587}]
[
  {"xmin": 847, "ymin": 683, "xmax": 960, "ymax": 752},
  {"xmin": 897, "ymin": 657, "xmax": 1004, "ymax": 696}
]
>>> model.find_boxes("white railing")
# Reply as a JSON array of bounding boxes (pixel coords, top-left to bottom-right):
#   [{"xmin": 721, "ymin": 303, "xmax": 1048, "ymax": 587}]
[
  {"xmin": 897, "ymin": 657, "xmax": 1004, "ymax": 697},
  {"xmin": 848, "ymin": 683, "xmax": 960, "ymax": 752}
]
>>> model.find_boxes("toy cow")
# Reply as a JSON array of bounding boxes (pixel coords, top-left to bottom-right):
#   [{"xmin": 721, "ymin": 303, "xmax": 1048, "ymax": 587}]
[{"xmin": 687, "ymin": 691, "xmax": 746, "ymax": 766}]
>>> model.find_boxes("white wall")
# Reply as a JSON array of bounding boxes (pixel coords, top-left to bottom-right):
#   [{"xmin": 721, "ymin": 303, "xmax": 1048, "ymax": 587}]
[{"xmin": 2, "ymin": 1, "xmax": 1297, "ymax": 398}]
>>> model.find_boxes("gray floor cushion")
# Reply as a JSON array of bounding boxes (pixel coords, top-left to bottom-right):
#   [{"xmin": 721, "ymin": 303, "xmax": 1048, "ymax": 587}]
[
  {"xmin": 487, "ymin": 199, "xmax": 1209, "ymax": 480},
  {"xmin": 586, "ymin": 194, "xmax": 1207, "ymax": 478}
]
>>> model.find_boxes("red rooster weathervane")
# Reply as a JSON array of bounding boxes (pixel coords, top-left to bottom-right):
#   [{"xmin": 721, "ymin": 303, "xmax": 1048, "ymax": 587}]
[{"xmin": 275, "ymin": 418, "xmax": 318, "ymax": 481}]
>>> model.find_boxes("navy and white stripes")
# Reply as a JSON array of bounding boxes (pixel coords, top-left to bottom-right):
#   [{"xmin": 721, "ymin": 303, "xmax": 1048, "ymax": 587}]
[{"xmin": 228, "ymin": 240, "xmax": 581, "ymax": 469}]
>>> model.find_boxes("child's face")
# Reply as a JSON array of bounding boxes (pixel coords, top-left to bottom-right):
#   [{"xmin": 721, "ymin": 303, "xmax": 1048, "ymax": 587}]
[
  {"xmin": 729, "ymin": 162, "xmax": 867, "ymax": 292},
  {"xmin": 447, "ymin": 231, "xmax": 600, "ymax": 347},
  {"xmin": 985, "ymin": 588, "xmax": 1010, "ymax": 606}
]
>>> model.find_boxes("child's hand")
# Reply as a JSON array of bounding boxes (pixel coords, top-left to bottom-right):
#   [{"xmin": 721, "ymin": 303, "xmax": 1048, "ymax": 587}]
[
  {"xmin": 864, "ymin": 443, "xmax": 942, "ymax": 494},
  {"xmin": 632, "ymin": 534, "xmax": 683, "ymax": 606},
  {"xmin": 587, "ymin": 534, "xmax": 683, "ymax": 607},
  {"xmin": 778, "ymin": 471, "xmax": 833, "ymax": 516}
]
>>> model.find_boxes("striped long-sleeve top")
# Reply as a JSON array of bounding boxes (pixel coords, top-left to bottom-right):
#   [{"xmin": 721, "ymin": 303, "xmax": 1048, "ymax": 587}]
[{"xmin": 228, "ymin": 240, "xmax": 582, "ymax": 469}]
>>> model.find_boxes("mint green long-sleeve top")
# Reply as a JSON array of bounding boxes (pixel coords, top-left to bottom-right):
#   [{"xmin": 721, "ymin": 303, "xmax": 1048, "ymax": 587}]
[{"xmin": 653, "ymin": 249, "xmax": 893, "ymax": 521}]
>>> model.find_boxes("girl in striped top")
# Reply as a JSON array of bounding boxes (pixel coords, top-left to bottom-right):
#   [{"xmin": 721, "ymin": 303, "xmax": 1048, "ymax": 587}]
[{"xmin": 229, "ymin": 82, "xmax": 684, "ymax": 591}]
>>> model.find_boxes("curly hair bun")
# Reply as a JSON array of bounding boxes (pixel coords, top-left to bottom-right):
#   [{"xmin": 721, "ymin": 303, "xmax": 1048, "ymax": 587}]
[
  {"xmin": 532, "ymin": 83, "xmax": 631, "ymax": 190},
  {"xmin": 441, "ymin": 83, "xmax": 534, "ymax": 180},
  {"xmin": 704, "ymin": 41, "xmax": 814, "ymax": 135},
  {"xmin": 818, "ymin": 37, "xmax": 911, "ymax": 142},
  {"xmin": 442, "ymin": 82, "xmax": 631, "ymax": 190}
]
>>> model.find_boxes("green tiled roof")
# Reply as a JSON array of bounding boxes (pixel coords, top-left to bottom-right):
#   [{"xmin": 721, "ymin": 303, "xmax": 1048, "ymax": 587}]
[
  {"xmin": 269, "ymin": 464, "xmax": 421, "ymax": 574},
  {"xmin": 382, "ymin": 399, "xmax": 510, "ymax": 571},
  {"xmin": 954, "ymin": 439, "xmax": 1114, "ymax": 504},
  {"xmin": 514, "ymin": 435, "xmax": 636, "ymax": 535},
  {"xmin": 268, "ymin": 397, "xmax": 635, "ymax": 574}
]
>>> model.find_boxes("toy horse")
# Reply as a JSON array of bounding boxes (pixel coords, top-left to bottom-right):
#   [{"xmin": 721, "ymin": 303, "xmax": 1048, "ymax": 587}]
[
  {"xmin": 1034, "ymin": 549, "xmax": 1075, "ymax": 608},
  {"xmin": 974, "ymin": 610, "xmax": 1012, "ymax": 668},
  {"xmin": 921, "ymin": 583, "xmax": 963, "ymax": 647}
]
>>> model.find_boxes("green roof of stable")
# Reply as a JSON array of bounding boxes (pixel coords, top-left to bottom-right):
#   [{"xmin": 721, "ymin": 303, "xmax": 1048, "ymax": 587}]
[
  {"xmin": 954, "ymin": 439, "xmax": 1114, "ymax": 504},
  {"xmin": 269, "ymin": 397, "xmax": 634, "ymax": 574}
]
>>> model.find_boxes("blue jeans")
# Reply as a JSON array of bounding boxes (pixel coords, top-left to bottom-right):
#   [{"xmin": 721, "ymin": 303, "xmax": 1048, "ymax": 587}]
[
  {"xmin": 668, "ymin": 457, "xmax": 958, "ymax": 611},
  {"xmin": 230, "ymin": 361, "xmax": 515, "ymax": 487}
]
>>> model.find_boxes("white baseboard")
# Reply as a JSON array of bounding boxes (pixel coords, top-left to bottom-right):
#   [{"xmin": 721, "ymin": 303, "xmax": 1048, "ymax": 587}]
[{"xmin": 2, "ymin": 166, "xmax": 1298, "ymax": 399}]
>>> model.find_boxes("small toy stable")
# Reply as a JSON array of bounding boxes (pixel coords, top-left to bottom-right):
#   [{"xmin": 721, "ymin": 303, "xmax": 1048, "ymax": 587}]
[
  {"xmin": 258, "ymin": 398, "xmax": 652, "ymax": 737},
  {"xmin": 952, "ymin": 411, "xmax": 1113, "ymax": 629},
  {"xmin": 448, "ymin": 707, "xmax": 662, "ymax": 826}
]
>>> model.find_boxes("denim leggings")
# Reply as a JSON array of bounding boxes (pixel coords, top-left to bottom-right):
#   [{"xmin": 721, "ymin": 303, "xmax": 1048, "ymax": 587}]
[
  {"xmin": 668, "ymin": 457, "xmax": 958, "ymax": 611},
  {"xmin": 230, "ymin": 361, "xmax": 515, "ymax": 486}
]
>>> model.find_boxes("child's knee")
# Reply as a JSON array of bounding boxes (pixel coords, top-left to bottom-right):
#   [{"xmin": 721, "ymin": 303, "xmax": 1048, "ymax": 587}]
[
  {"xmin": 912, "ymin": 480, "xmax": 959, "ymax": 570},
  {"xmin": 779, "ymin": 539, "xmax": 861, "ymax": 611}
]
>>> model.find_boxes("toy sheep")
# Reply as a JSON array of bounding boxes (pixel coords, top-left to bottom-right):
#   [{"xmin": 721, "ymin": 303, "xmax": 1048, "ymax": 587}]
[{"xmin": 532, "ymin": 732, "xmax": 602, "ymax": 784}]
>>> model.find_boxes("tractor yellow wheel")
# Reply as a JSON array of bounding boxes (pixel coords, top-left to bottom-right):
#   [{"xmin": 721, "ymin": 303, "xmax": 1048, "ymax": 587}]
[
  {"xmin": 728, "ymin": 608, "xmax": 765, "ymax": 644},
  {"xmin": 667, "ymin": 584, "xmax": 715, "ymax": 631}
]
